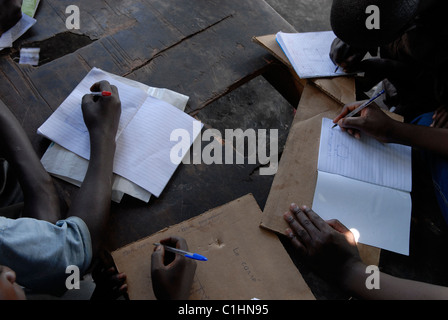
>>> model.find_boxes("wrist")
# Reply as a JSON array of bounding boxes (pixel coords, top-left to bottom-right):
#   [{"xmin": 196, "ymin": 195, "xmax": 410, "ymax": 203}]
[
  {"xmin": 385, "ymin": 120, "xmax": 405, "ymax": 144},
  {"xmin": 338, "ymin": 259, "xmax": 368, "ymax": 293}
]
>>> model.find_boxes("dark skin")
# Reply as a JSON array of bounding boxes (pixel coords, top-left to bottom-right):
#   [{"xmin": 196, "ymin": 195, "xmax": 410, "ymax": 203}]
[
  {"xmin": 283, "ymin": 204, "xmax": 448, "ymax": 299},
  {"xmin": 0, "ymin": 81, "xmax": 121, "ymax": 255},
  {"xmin": 151, "ymin": 236, "xmax": 197, "ymax": 300},
  {"xmin": 0, "ymin": 80, "xmax": 126, "ymax": 299},
  {"xmin": 0, "ymin": 100, "xmax": 61, "ymax": 223},
  {"xmin": 0, "ymin": 265, "xmax": 26, "ymax": 300},
  {"xmin": 67, "ymin": 80, "xmax": 121, "ymax": 258},
  {"xmin": 0, "ymin": 0, "xmax": 22, "ymax": 36},
  {"xmin": 1, "ymin": 80, "xmax": 121, "ymax": 258},
  {"xmin": 330, "ymin": 0, "xmax": 448, "ymax": 126},
  {"xmin": 334, "ymin": 101, "xmax": 448, "ymax": 159},
  {"xmin": 285, "ymin": 94, "xmax": 448, "ymax": 299}
]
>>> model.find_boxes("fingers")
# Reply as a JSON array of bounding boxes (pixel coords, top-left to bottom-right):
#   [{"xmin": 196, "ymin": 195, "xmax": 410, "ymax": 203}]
[
  {"xmin": 151, "ymin": 244, "xmax": 166, "ymax": 269},
  {"xmin": 105, "ymin": 267, "xmax": 127, "ymax": 292},
  {"xmin": 292, "ymin": 204, "xmax": 329, "ymax": 232},
  {"xmin": 161, "ymin": 236, "xmax": 189, "ymax": 251},
  {"xmin": 338, "ymin": 116, "xmax": 365, "ymax": 133},
  {"xmin": 90, "ymin": 80, "xmax": 112, "ymax": 94},
  {"xmin": 283, "ymin": 204, "xmax": 329, "ymax": 253},
  {"xmin": 333, "ymin": 101, "xmax": 365, "ymax": 124},
  {"xmin": 431, "ymin": 109, "xmax": 448, "ymax": 128},
  {"xmin": 284, "ymin": 212, "xmax": 308, "ymax": 254},
  {"xmin": 153, "ymin": 236, "xmax": 190, "ymax": 270},
  {"xmin": 83, "ymin": 81, "xmax": 115, "ymax": 105},
  {"xmin": 326, "ymin": 219, "xmax": 350, "ymax": 234}
]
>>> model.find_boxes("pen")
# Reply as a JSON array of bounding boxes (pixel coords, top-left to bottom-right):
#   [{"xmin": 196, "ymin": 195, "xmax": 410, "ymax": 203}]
[
  {"xmin": 153, "ymin": 243, "xmax": 208, "ymax": 262},
  {"xmin": 332, "ymin": 89, "xmax": 385, "ymax": 129},
  {"xmin": 334, "ymin": 65, "xmax": 339, "ymax": 73},
  {"xmin": 91, "ymin": 91, "xmax": 112, "ymax": 97}
]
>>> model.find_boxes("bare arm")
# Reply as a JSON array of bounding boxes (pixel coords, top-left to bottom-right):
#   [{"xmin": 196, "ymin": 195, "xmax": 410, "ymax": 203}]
[
  {"xmin": 283, "ymin": 204, "xmax": 448, "ymax": 300},
  {"xmin": 342, "ymin": 261, "xmax": 448, "ymax": 300},
  {"xmin": 66, "ymin": 81, "xmax": 121, "ymax": 259},
  {"xmin": 0, "ymin": 99, "xmax": 60, "ymax": 223},
  {"xmin": 334, "ymin": 102, "xmax": 448, "ymax": 158}
]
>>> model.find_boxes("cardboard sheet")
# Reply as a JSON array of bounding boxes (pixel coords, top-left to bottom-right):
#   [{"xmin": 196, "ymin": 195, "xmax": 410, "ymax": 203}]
[
  {"xmin": 260, "ymin": 83, "xmax": 381, "ymax": 266},
  {"xmin": 111, "ymin": 194, "xmax": 315, "ymax": 300}
]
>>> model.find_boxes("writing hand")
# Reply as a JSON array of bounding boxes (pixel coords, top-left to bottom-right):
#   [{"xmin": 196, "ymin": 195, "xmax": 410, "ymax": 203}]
[
  {"xmin": 333, "ymin": 102, "xmax": 396, "ymax": 143},
  {"xmin": 151, "ymin": 236, "xmax": 197, "ymax": 300},
  {"xmin": 329, "ymin": 38, "xmax": 368, "ymax": 73}
]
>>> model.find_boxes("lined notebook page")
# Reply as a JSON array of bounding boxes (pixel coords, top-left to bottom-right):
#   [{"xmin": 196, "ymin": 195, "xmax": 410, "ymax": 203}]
[
  {"xmin": 318, "ymin": 118, "xmax": 412, "ymax": 192},
  {"xmin": 276, "ymin": 31, "xmax": 346, "ymax": 79},
  {"xmin": 38, "ymin": 68, "xmax": 202, "ymax": 198},
  {"xmin": 38, "ymin": 68, "xmax": 148, "ymax": 160},
  {"xmin": 114, "ymin": 96, "xmax": 202, "ymax": 197}
]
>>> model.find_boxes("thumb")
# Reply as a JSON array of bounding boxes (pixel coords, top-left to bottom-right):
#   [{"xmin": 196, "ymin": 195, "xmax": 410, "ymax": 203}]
[
  {"xmin": 327, "ymin": 219, "xmax": 350, "ymax": 234},
  {"xmin": 339, "ymin": 116, "xmax": 365, "ymax": 131},
  {"xmin": 151, "ymin": 245, "xmax": 165, "ymax": 270}
]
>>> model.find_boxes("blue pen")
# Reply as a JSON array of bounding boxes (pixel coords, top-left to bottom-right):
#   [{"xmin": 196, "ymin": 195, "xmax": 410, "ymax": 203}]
[{"xmin": 154, "ymin": 243, "xmax": 208, "ymax": 262}]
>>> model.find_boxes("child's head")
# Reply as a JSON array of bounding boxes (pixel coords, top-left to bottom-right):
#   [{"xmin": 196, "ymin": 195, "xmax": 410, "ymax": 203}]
[
  {"xmin": 0, "ymin": 265, "xmax": 26, "ymax": 300},
  {"xmin": 330, "ymin": 0, "xmax": 420, "ymax": 48}
]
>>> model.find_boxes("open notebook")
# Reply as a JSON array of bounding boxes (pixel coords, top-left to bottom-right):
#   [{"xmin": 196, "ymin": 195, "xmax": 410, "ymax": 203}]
[
  {"xmin": 312, "ymin": 118, "xmax": 412, "ymax": 255},
  {"xmin": 38, "ymin": 68, "xmax": 202, "ymax": 198},
  {"xmin": 276, "ymin": 31, "xmax": 348, "ymax": 79}
]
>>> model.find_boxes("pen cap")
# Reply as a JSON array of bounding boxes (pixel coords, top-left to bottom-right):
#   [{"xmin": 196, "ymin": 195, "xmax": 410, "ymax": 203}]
[{"xmin": 185, "ymin": 253, "xmax": 208, "ymax": 262}]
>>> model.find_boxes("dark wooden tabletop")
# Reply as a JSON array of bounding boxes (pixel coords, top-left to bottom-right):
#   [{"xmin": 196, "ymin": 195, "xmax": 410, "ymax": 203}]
[
  {"xmin": 4, "ymin": 1, "xmax": 448, "ymax": 301},
  {"xmin": 0, "ymin": 0, "xmax": 299, "ymax": 251}
]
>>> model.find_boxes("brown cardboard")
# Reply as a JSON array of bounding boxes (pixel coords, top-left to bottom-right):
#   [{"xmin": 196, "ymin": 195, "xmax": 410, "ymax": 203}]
[
  {"xmin": 111, "ymin": 194, "xmax": 315, "ymax": 300},
  {"xmin": 253, "ymin": 34, "xmax": 356, "ymax": 106},
  {"xmin": 260, "ymin": 83, "xmax": 382, "ymax": 266}
]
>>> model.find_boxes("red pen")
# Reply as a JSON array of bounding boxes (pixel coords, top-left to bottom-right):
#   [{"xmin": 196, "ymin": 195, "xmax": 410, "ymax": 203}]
[{"xmin": 91, "ymin": 91, "xmax": 112, "ymax": 97}]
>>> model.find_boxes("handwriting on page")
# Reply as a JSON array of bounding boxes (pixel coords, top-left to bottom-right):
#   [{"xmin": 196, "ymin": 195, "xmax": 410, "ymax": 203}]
[
  {"xmin": 276, "ymin": 31, "xmax": 346, "ymax": 79},
  {"xmin": 318, "ymin": 118, "xmax": 412, "ymax": 192}
]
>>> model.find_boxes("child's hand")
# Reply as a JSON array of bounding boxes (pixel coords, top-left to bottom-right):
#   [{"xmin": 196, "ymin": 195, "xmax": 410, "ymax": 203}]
[
  {"xmin": 151, "ymin": 236, "xmax": 197, "ymax": 300},
  {"xmin": 91, "ymin": 262, "xmax": 127, "ymax": 300},
  {"xmin": 82, "ymin": 81, "xmax": 121, "ymax": 141}
]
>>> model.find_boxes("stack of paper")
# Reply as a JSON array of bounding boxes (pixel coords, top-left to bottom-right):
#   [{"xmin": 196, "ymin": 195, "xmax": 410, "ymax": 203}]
[
  {"xmin": 39, "ymin": 68, "xmax": 202, "ymax": 200},
  {"xmin": 312, "ymin": 118, "xmax": 412, "ymax": 255},
  {"xmin": 276, "ymin": 31, "xmax": 347, "ymax": 79}
]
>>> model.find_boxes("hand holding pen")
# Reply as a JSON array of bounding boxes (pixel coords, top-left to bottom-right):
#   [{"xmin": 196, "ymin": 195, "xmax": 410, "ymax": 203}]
[
  {"xmin": 332, "ymin": 92, "xmax": 396, "ymax": 143},
  {"xmin": 151, "ymin": 236, "xmax": 198, "ymax": 300},
  {"xmin": 332, "ymin": 90, "xmax": 385, "ymax": 129}
]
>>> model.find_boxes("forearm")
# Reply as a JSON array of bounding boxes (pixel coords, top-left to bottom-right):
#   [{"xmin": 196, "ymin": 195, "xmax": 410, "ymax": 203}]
[
  {"xmin": 388, "ymin": 121, "xmax": 448, "ymax": 158},
  {"xmin": 0, "ymin": 101, "xmax": 52, "ymax": 187},
  {"xmin": 0, "ymin": 100, "xmax": 61, "ymax": 222},
  {"xmin": 67, "ymin": 136, "xmax": 116, "ymax": 257},
  {"xmin": 342, "ymin": 262, "xmax": 448, "ymax": 300}
]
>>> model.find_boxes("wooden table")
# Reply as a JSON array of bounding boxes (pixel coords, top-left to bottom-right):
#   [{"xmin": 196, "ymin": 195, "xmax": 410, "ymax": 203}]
[{"xmin": 0, "ymin": 0, "xmax": 300, "ymax": 251}]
